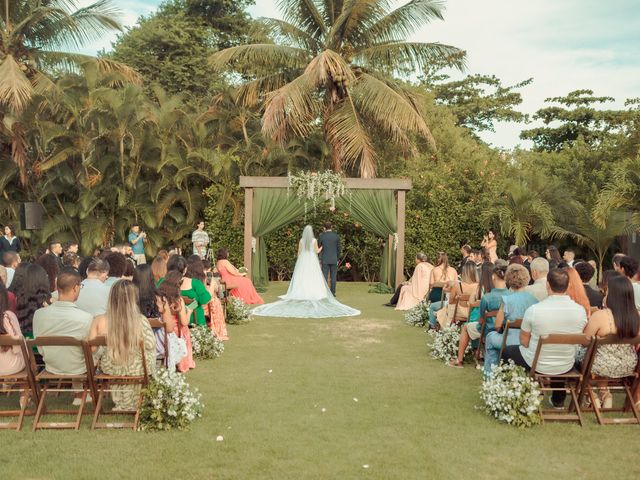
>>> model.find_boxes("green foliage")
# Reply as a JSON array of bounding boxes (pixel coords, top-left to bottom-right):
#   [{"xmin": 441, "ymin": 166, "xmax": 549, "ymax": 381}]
[
  {"xmin": 520, "ymin": 89, "xmax": 639, "ymax": 152},
  {"xmin": 424, "ymin": 73, "xmax": 531, "ymax": 134},
  {"xmin": 368, "ymin": 282, "xmax": 394, "ymax": 294}
]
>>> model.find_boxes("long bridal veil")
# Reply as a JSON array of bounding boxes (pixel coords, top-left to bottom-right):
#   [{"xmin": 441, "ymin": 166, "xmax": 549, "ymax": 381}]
[{"xmin": 252, "ymin": 225, "xmax": 360, "ymax": 318}]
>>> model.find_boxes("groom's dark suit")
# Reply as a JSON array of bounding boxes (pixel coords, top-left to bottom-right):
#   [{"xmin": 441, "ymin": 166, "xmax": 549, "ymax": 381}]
[{"xmin": 318, "ymin": 229, "xmax": 340, "ymax": 296}]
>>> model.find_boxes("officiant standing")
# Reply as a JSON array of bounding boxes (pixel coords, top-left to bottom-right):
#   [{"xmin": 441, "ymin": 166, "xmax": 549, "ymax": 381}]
[{"xmin": 318, "ymin": 222, "xmax": 340, "ymax": 296}]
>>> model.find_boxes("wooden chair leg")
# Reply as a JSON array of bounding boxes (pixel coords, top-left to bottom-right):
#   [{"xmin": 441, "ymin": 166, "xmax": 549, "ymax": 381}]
[
  {"xmin": 569, "ymin": 388, "xmax": 583, "ymax": 426},
  {"xmin": 32, "ymin": 386, "xmax": 48, "ymax": 432},
  {"xmin": 91, "ymin": 387, "xmax": 105, "ymax": 430}
]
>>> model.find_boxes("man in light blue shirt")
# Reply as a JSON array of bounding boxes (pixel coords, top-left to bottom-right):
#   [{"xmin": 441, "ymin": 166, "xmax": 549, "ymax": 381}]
[
  {"xmin": 76, "ymin": 259, "xmax": 110, "ymax": 317},
  {"xmin": 33, "ymin": 270, "xmax": 92, "ymax": 375},
  {"xmin": 128, "ymin": 224, "xmax": 147, "ymax": 265}
]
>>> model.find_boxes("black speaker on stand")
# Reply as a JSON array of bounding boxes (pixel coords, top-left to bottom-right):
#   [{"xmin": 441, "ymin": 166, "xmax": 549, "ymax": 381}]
[{"xmin": 20, "ymin": 202, "xmax": 44, "ymax": 230}]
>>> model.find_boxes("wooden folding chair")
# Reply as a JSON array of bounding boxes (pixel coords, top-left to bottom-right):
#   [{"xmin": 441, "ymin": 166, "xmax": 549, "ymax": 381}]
[
  {"xmin": 530, "ymin": 334, "xmax": 595, "ymax": 426},
  {"xmin": 451, "ymin": 294, "xmax": 471, "ymax": 326},
  {"xmin": 148, "ymin": 318, "xmax": 169, "ymax": 368},
  {"xmin": 474, "ymin": 310, "xmax": 499, "ymax": 363},
  {"xmin": 27, "ymin": 336, "xmax": 93, "ymax": 431},
  {"xmin": 87, "ymin": 336, "xmax": 149, "ymax": 430},
  {"xmin": 498, "ymin": 319, "xmax": 523, "ymax": 359},
  {"xmin": 579, "ymin": 334, "xmax": 640, "ymax": 425},
  {"xmin": 0, "ymin": 336, "xmax": 40, "ymax": 431}
]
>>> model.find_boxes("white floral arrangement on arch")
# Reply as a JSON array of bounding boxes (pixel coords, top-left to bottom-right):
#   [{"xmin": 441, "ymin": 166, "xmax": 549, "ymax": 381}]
[
  {"xmin": 139, "ymin": 367, "xmax": 204, "ymax": 431},
  {"xmin": 405, "ymin": 300, "xmax": 430, "ymax": 327},
  {"xmin": 190, "ymin": 325, "xmax": 224, "ymax": 360},
  {"xmin": 429, "ymin": 324, "xmax": 469, "ymax": 362},
  {"xmin": 287, "ymin": 170, "xmax": 347, "ymax": 213},
  {"xmin": 479, "ymin": 361, "xmax": 542, "ymax": 428}
]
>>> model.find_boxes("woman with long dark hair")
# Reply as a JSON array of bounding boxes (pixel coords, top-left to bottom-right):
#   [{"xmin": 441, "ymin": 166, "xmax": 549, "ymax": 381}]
[
  {"xmin": 165, "ymin": 255, "xmax": 211, "ymax": 327},
  {"xmin": 35, "ymin": 254, "xmax": 59, "ymax": 293},
  {"xmin": 0, "ymin": 225, "xmax": 21, "ymax": 254},
  {"xmin": 0, "ymin": 281, "xmax": 25, "ymax": 375},
  {"xmin": 158, "ymin": 271, "xmax": 194, "ymax": 372},
  {"xmin": 580, "ymin": 276, "xmax": 640, "ymax": 408},
  {"xmin": 133, "ymin": 264, "xmax": 160, "ymax": 319},
  {"xmin": 545, "ymin": 246, "xmax": 562, "ymax": 270},
  {"xmin": 15, "ymin": 263, "xmax": 51, "ymax": 337}
]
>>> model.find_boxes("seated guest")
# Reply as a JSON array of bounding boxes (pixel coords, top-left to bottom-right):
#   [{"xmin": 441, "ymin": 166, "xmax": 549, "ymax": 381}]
[
  {"xmin": 216, "ymin": 248, "xmax": 264, "ymax": 305},
  {"xmin": 2, "ymin": 251, "xmax": 20, "ymax": 287},
  {"xmin": 427, "ymin": 252, "xmax": 458, "ymax": 328},
  {"xmin": 63, "ymin": 252, "xmax": 80, "ymax": 270},
  {"xmin": 564, "ymin": 267, "xmax": 591, "ymax": 316},
  {"xmin": 36, "ymin": 253, "xmax": 59, "ymax": 294},
  {"xmin": 577, "ymin": 276, "xmax": 640, "ymax": 408},
  {"xmin": 435, "ymin": 262, "xmax": 479, "ymax": 328},
  {"xmin": 0, "ymin": 225, "xmax": 21, "ymax": 254},
  {"xmin": 574, "ymin": 261, "xmax": 603, "ymax": 308},
  {"xmin": 484, "ymin": 264, "xmax": 538, "ymax": 376},
  {"xmin": 449, "ymin": 260, "xmax": 509, "ymax": 368},
  {"xmin": 587, "ymin": 260, "xmax": 599, "ymax": 289},
  {"xmin": 154, "ymin": 290, "xmax": 187, "ymax": 369},
  {"xmin": 151, "ymin": 254, "xmax": 168, "ymax": 284},
  {"xmin": 133, "ymin": 264, "xmax": 160, "ymax": 319},
  {"xmin": 32, "ymin": 270, "xmax": 91, "ymax": 374},
  {"xmin": 387, "ymin": 253, "xmax": 432, "ymax": 310},
  {"xmin": 619, "ymin": 256, "xmax": 640, "ymax": 308},
  {"xmin": 95, "ymin": 280, "xmax": 156, "ymax": 411},
  {"xmin": 525, "ymin": 257, "xmax": 549, "ymax": 301},
  {"xmin": 186, "ymin": 255, "xmax": 228, "ymax": 340},
  {"xmin": 123, "ymin": 259, "xmax": 135, "ymax": 280},
  {"xmin": 545, "ymin": 245, "xmax": 562, "ymax": 270},
  {"xmin": 612, "ymin": 253, "xmax": 625, "ymax": 274},
  {"xmin": 103, "ymin": 252, "xmax": 128, "ymax": 288},
  {"xmin": 76, "ymin": 259, "xmax": 110, "ymax": 317},
  {"xmin": 164, "ymin": 255, "xmax": 212, "ymax": 325},
  {"xmin": 0, "ymin": 281, "xmax": 25, "ymax": 376},
  {"xmin": 524, "ymin": 250, "xmax": 538, "ymax": 270},
  {"xmin": 457, "ymin": 245, "xmax": 472, "ymax": 272},
  {"xmin": 77, "ymin": 255, "xmax": 94, "ymax": 280},
  {"xmin": 16, "ymin": 263, "xmax": 51, "ymax": 338},
  {"xmin": 502, "ymin": 269, "xmax": 588, "ymax": 407},
  {"xmin": 0, "ymin": 267, "xmax": 16, "ymax": 312},
  {"xmin": 157, "ymin": 274, "xmax": 193, "ymax": 372}
]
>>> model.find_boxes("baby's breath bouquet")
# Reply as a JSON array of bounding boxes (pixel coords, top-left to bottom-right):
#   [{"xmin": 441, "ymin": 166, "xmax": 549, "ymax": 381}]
[
  {"xmin": 480, "ymin": 361, "xmax": 541, "ymax": 428},
  {"xmin": 226, "ymin": 297, "xmax": 252, "ymax": 324},
  {"xmin": 190, "ymin": 326, "xmax": 224, "ymax": 360},
  {"xmin": 139, "ymin": 368, "xmax": 204, "ymax": 431},
  {"xmin": 287, "ymin": 170, "xmax": 347, "ymax": 214},
  {"xmin": 405, "ymin": 300, "xmax": 430, "ymax": 327},
  {"xmin": 429, "ymin": 324, "xmax": 468, "ymax": 362}
]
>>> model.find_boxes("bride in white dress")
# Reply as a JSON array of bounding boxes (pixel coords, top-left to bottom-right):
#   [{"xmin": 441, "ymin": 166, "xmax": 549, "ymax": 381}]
[{"xmin": 252, "ymin": 225, "xmax": 360, "ymax": 318}]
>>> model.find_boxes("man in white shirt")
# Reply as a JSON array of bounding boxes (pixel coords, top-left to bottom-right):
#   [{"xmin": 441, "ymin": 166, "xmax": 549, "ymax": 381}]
[
  {"xmin": 75, "ymin": 258, "xmax": 110, "ymax": 317},
  {"xmin": 524, "ymin": 257, "xmax": 549, "ymax": 302},
  {"xmin": 502, "ymin": 269, "xmax": 587, "ymax": 407},
  {"xmin": 562, "ymin": 249, "xmax": 575, "ymax": 267},
  {"xmin": 2, "ymin": 251, "xmax": 19, "ymax": 287},
  {"xmin": 619, "ymin": 255, "xmax": 640, "ymax": 309}
]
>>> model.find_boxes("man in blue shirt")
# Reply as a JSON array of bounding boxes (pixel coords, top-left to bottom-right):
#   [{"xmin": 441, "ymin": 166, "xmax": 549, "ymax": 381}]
[{"xmin": 128, "ymin": 224, "xmax": 147, "ymax": 265}]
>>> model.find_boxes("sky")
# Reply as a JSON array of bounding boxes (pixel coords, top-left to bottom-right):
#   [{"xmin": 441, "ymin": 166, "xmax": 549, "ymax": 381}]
[{"xmin": 79, "ymin": 0, "xmax": 640, "ymax": 150}]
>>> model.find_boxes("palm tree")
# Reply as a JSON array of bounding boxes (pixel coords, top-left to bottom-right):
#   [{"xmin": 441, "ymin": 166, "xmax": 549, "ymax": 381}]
[
  {"xmin": 558, "ymin": 204, "xmax": 638, "ymax": 282},
  {"xmin": 483, "ymin": 172, "xmax": 577, "ymax": 246},
  {"xmin": 595, "ymin": 155, "xmax": 640, "ymax": 226},
  {"xmin": 0, "ymin": 0, "xmax": 139, "ymax": 185},
  {"xmin": 210, "ymin": 0, "xmax": 465, "ymax": 178}
]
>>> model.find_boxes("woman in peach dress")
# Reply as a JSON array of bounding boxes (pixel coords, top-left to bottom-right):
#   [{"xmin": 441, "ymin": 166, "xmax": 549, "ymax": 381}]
[
  {"xmin": 395, "ymin": 254, "xmax": 433, "ymax": 311},
  {"xmin": 481, "ymin": 230, "xmax": 498, "ymax": 263},
  {"xmin": 216, "ymin": 248, "xmax": 264, "ymax": 305}
]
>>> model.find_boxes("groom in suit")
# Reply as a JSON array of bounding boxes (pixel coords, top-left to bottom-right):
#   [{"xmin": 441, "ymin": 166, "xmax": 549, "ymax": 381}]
[{"xmin": 318, "ymin": 221, "xmax": 340, "ymax": 296}]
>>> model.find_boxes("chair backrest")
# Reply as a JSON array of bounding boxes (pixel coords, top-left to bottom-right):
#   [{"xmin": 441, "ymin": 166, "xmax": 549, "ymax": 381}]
[
  {"xmin": 147, "ymin": 318, "xmax": 164, "ymax": 329},
  {"xmin": 479, "ymin": 309, "xmax": 499, "ymax": 325},
  {"xmin": 0, "ymin": 335, "xmax": 34, "ymax": 377},
  {"xmin": 505, "ymin": 318, "xmax": 523, "ymax": 330},
  {"xmin": 29, "ymin": 336, "xmax": 84, "ymax": 348},
  {"xmin": 457, "ymin": 294, "xmax": 471, "ymax": 307},
  {"xmin": 530, "ymin": 333, "xmax": 594, "ymax": 375},
  {"xmin": 88, "ymin": 336, "xmax": 149, "ymax": 383},
  {"xmin": 147, "ymin": 317, "xmax": 169, "ymax": 367}
]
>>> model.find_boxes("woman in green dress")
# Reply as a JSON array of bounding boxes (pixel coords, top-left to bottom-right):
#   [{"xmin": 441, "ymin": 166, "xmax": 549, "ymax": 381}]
[{"xmin": 165, "ymin": 255, "xmax": 211, "ymax": 326}]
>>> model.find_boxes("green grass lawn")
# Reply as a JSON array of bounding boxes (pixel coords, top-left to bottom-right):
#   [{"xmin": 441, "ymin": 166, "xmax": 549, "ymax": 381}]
[{"xmin": 2, "ymin": 282, "xmax": 639, "ymax": 479}]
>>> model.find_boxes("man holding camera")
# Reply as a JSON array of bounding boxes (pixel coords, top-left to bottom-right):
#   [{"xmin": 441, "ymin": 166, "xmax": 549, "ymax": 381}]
[{"xmin": 128, "ymin": 224, "xmax": 147, "ymax": 265}]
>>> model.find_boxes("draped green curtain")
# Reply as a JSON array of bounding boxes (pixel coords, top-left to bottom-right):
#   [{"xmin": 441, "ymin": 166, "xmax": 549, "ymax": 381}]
[
  {"xmin": 251, "ymin": 188, "xmax": 306, "ymax": 288},
  {"xmin": 336, "ymin": 190, "xmax": 397, "ymax": 286}
]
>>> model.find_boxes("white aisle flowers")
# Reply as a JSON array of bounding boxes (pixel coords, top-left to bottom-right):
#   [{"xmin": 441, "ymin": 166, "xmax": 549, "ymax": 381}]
[
  {"xmin": 479, "ymin": 361, "xmax": 541, "ymax": 428},
  {"xmin": 429, "ymin": 324, "xmax": 468, "ymax": 362},
  {"xmin": 190, "ymin": 325, "xmax": 225, "ymax": 359}
]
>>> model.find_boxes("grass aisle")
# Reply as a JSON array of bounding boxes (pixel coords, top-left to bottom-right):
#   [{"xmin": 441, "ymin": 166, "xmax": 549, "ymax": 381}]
[{"xmin": 2, "ymin": 282, "xmax": 639, "ymax": 479}]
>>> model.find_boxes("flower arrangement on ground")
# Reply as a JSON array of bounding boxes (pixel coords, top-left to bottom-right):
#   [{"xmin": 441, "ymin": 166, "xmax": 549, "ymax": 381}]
[
  {"xmin": 139, "ymin": 367, "xmax": 204, "ymax": 431},
  {"xmin": 226, "ymin": 297, "xmax": 252, "ymax": 324},
  {"xmin": 288, "ymin": 170, "xmax": 347, "ymax": 213},
  {"xmin": 190, "ymin": 325, "xmax": 224, "ymax": 359},
  {"xmin": 367, "ymin": 282, "xmax": 394, "ymax": 294},
  {"xmin": 429, "ymin": 323, "xmax": 469, "ymax": 361},
  {"xmin": 405, "ymin": 300, "xmax": 430, "ymax": 327},
  {"xmin": 479, "ymin": 361, "xmax": 542, "ymax": 428}
]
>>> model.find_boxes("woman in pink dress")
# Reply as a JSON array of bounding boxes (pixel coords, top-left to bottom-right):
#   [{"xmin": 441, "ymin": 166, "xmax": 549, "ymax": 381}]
[
  {"xmin": 157, "ymin": 273, "xmax": 195, "ymax": 372},
  {"xmin": 216, "ymin": 248, "xmax": 264, "ymax": 305},
  {"xmin": 481, "ymin": 230, "xmax": 498, "ymax": 263},
  {"xmin": 395, "ymin": 254, "xmax": 433, "ymax": 311}
]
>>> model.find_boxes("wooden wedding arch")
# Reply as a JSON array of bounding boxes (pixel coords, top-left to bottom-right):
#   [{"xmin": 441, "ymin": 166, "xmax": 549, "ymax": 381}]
[{"xmin": 239, "ymin": 176, "xmax": 412, "ymax": 287}]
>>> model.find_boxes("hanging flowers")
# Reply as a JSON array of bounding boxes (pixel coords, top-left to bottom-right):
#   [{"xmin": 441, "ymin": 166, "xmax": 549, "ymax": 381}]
[{"xmin": 287, "ymin": 170, "xmax": 347, "ymax": 214}]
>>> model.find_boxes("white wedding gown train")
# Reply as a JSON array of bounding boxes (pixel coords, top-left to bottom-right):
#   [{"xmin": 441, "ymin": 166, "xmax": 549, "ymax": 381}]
[{"xmin": 252, "ymin": 227, "xmax": 360, "ymax": 318}]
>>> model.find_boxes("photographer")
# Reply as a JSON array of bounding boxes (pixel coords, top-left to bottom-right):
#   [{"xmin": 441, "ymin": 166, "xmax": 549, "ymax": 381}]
[{"xmin": 128, "ymin": 224, "xmax": 147, "ymax": 265}]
